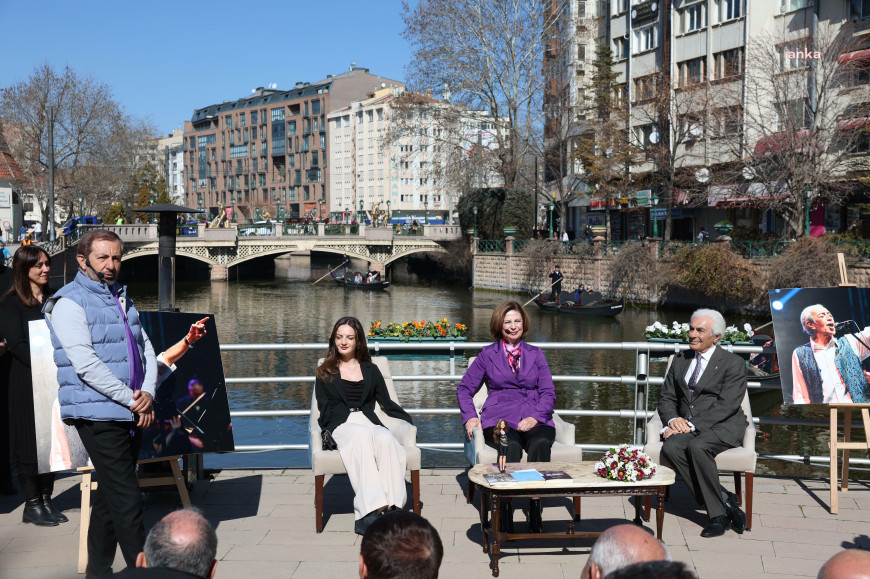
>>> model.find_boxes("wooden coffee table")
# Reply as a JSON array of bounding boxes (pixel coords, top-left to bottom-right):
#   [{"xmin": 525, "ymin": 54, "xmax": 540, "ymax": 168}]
[{"xmin": 467, "ymin": 461, "xmax": 676, "ymax": 577}]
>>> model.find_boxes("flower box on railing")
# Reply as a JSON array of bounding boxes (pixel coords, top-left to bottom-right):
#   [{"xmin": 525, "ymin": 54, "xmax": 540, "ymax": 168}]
[{"xmin": 368, "ymin": 319, "xmax": 468, "ymax": 359}]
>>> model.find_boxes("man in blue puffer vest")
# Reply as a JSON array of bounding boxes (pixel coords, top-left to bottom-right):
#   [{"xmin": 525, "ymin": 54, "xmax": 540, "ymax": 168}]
[{"xmin": 44, "ymin": 229, "xmax": 158, "ymax": 578}]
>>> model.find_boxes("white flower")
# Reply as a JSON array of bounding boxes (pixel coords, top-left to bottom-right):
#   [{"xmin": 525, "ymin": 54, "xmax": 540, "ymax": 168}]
[
  {"xmin": 743, "ymin": 323, "xmax": 752, "ymax": 332},
  {"xmin": 646, "ymin": 325, "xmax": 655, "ymax": 333},
  {"xmin": 681, "ymin": 323, "xmax": 689, "ymax": 332},
  {"xmin": 726, "ymin": 325, "xmax": 737, "ymax": 333},
  {"xmin": 654, "ymin": 321, "xmax": 664, "ymax": 330}
]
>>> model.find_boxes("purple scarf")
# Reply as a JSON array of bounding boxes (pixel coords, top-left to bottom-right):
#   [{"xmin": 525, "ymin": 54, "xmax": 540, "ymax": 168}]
[{"xmin": 113, "ymin": 294, "xmax": 144, "ymax": 392}]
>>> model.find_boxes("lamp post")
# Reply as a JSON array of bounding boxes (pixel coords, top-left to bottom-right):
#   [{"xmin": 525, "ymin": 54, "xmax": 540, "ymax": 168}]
[
  {"xmin": 651, "ymin": 194, "xmax": 659, "ymax": 238},
  {"xmin": 424, "ymin": 198, "xmax": 429, "ymax": 224},
  {"xmin": 473, "ymin": 205, "xmax": 478, "ymax": 237},
  {"xmin": 804, "ymin": 186, "xmax": 811, "ymax": 237},
  {"xmin": 319, "ymin": 199, "xmax": 325, "ymax": 221},
  {"xmin": 150, "ymin": 195, "xmax": 156, "ymax": 224},
  {"xmin": 386, "ymin": 200, "xmax": 391, "ymax": 225},
  {"xmin": 78, "ymin": 194, "xmax": 84, "ymax": 222},
  {"xmin": 255, "ymin": 206, "xmax": 262, "ymax": 222},
  {"xmin": 548, "ymin": 201, "xmax": 554, "ymax": 239},
  {"xmin": 231, "ymin": 194, "xmax": 236, "ymax": 223},
  {"xmin": 345, "ymin": 207, "xmax": 349, "ymax": 224},
  {"xmin": 359, "ymin": 199, "xmax": 364, "ymax": 224}
]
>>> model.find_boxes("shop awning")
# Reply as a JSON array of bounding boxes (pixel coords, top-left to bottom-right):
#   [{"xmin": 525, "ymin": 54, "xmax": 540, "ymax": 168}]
[
  {"xmin": 838, "ymin": 48, "xmax": 870, "ymax": 64},
  {"xmin": 753, "ymin": 129, "xmax": 813, "ymax": 156},
  {"xmin": 837, "ymin": 117, "xmax": 870, "ymax": 131}
]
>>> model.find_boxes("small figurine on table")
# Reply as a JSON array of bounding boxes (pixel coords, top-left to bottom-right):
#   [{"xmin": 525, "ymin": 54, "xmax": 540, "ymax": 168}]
[{"xmin": 494, "ymin": 419, "xmax": 510, "ymax": 473}]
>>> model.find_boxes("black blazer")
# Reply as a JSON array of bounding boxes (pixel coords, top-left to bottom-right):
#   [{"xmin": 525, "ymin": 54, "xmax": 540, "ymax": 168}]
[
  {"xmin": 657, "ymin": 347, "xmax": 747, "ymax": 447},
  {"xmin": 315, "ymin": 361, "xmax": 413, "ymax": 433}
]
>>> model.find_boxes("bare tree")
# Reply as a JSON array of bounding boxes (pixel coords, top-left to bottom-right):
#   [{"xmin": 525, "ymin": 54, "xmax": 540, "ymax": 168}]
[
  {"xmin": 0, "ymin": 64, "xmax": 154, "ymax": 227},
  {"xmin": 711, "ymin": 22, "xmax": 870, "ymax": 238},
  {"xmin": 402, "ymin": 0, "xmax": 551, "ymax": 192}
]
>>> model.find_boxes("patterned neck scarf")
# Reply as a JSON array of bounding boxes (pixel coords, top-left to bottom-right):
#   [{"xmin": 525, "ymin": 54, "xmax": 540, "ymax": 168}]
[{"xmin": 502, "ymin": 340, "xmax": 521, "ymax": 375}]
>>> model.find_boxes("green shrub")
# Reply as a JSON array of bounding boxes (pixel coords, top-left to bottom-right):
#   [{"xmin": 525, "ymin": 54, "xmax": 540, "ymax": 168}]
[{"xmin": 670, "ymin": 243, "xmax": 761, "ymax": 300}]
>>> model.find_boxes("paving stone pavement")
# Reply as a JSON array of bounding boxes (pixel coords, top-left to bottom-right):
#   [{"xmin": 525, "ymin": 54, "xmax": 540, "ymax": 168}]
[{"xmin": 0, "ymin": 469, "xmax": 868, "ymax": 578}]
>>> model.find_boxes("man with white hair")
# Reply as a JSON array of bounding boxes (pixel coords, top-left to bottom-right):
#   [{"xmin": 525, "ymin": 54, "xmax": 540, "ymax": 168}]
[
  {"xmin": 658, "ymin": 309, "xmax": 748, "ymax": 538},
  {"xmin": 580, "ymin": 524, "xmax": 670, "ymax": 579},
  {"xmin": 791, "ymin": 304, "xmax": 870, "ymax": 404}
]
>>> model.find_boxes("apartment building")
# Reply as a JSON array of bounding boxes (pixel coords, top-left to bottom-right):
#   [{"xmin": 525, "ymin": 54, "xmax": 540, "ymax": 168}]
[
  {"xmin": 562, "ymin": 0, "xmax": 870, "ymax": 240},
  {"xmin": 183, "ymin": 66, "xmax": 403, "ymax": 221},
  {"xmin": 328, "ymin": 87, "xmax": 506, "ymax": 225},
  {"xmin": 157, "ymin": 129, "xmax": 185, "ymax": 203}
]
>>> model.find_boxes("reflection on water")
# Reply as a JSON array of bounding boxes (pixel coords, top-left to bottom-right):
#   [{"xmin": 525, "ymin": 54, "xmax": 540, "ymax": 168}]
[{"xmin": 124, "ymin": 256, "xmax": 852, "ymax": 478}]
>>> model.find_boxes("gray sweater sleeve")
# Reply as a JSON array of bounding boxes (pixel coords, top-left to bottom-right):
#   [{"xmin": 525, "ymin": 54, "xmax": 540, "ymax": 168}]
[{"xmin": 47, "ymin": 297, "xmax": 149, "ymax": 407}]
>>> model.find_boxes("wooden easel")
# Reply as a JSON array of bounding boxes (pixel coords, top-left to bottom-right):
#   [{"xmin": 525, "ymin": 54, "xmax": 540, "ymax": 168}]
[
  {"xmin": 828, "ymin": 254, "xmax": 870, "ymax": 514},
  {"xmin": 77, "ymin": 455, "xmax": 191, "ymax": 574}
]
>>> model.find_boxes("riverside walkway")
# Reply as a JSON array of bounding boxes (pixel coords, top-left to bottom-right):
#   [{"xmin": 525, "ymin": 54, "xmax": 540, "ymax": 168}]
[{"xmin": 1, "ymin": 467, "xmax": 868, "ymax": 578}]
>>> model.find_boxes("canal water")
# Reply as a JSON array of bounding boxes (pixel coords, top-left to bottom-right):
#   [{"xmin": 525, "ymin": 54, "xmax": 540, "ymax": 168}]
[{"xmin": 125, "ymin": 255, "xmax": 852, "ymax": 479}]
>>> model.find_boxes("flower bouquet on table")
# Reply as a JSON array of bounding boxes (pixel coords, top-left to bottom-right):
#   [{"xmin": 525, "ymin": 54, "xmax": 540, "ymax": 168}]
[
  {"xmin": 595, "ymin": 444, "xmax": 657, "ymax": 482},
  {"xmin": 368, "ymin": 318, "xmax": 468, "ymax": 343}
]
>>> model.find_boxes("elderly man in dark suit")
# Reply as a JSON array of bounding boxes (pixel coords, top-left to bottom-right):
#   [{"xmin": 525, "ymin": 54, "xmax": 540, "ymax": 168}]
[{"xmin": 658, "ymin": 308, "xmax": 748, "ymax": 538}]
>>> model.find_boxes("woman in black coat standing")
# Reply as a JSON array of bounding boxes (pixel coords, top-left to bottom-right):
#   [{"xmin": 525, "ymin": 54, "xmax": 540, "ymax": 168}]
[{"xmin": 0, "ymin": 245, "xmax": 65, "ymax": 526}]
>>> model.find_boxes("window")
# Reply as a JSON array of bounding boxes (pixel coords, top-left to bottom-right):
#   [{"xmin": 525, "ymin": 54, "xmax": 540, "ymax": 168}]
[
  {"xmin": 678, "ymin": 57, "xmax": 706, "ymax": 86},
  {"xmin": 614, "ymin": 0, "xmax": 628, "ymax": 14},
  {"xmin": 225, "ymin": 115, "xmax": 232, "ymax": 129},
  {"xmin": 614, "ymin": 37, "xmax": 629, "ymax": 60},
  {"xmin": 633, "ymin": 25, "xmax": 658, "ymax": 54},
  {"xmin": 714, "ymin": 48, "xmax": 744, "ymax": 79},
  {"xmin": 715, "ymin": 0, "xmax": 742, "ymax": 22},
  {"xmin": 776, "ymin": 99, "xmax": 811, "ymax": 130},
  {"xmin": 366, "ymin": 110, "xmax": 374, "ymax": 122},
  {"xmin": 683, "ymin": 3, "xmax": 705, "ymax": 33},
  {"xmin": 634, "ymin": 74, "xmax": 657, "ymax": 100},
  {"xmin": 635, "ymin": 124, "xmax": 657, "ymax": 147},
  {"xmin": 613, "ymin": 83, "xmax": 627, "ymax": 106},
  {"xmin": 780, "ymin": 41, "xmax": 811, "ymax": 71},
  {"xmin": 311, "ymin": 151, "xmax": 319, "ymax": 166},
  {"xmin": 251, "ymin": 110, "xmax": 258, "ymax": 124},
  {"xmin": 320, "ymin": 135, "xmax": 326, "ymax": 148},
  {"xmin": 851, "ymin": 0, "xmax": 870, "ymax": 20},
  {"xmin": 780, "ymin": 0, "xmax": 810, "ymax": 13},
  {"xmin": 307, "ymin": 168, "xmax": 322, "ymax": 182},
  {"xmin": 252, "ymin": 158, "xmax": 258, "ymax": 172},
  {"xmin": 377, "ymin": 108, "xmax": 384, "ymax": 121},
  {"xmin": 197, "ymin": 134, "xmax": 216, "ymax": 147},
  {"xmin": 271, "ymin": 107, "xmax": 285, "ymax": 122},
  {"xmin": 240, "ymin": 113, "xmax": 246, "ymax": 127},
  {"xmin": 288, "ymin": 120, "xmax": 297, "ymax": 135},
  {"xmin": 716, "ymin": 106, "xmax": 743, "ymax": 136},
  {"xmin": 312, "ymin": 100, "xmax": 321, "ymax": 115}
]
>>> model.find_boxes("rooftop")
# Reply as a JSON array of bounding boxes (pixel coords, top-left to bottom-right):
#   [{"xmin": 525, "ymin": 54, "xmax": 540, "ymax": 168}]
[{"xmin": 2, "ymin": 468, "xmax": 869, "ymax": 578}]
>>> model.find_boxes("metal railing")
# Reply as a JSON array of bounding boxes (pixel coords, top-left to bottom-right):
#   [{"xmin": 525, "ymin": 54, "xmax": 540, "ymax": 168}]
[
  {"xmin": 213, "ymin": 340, "xmax": 870, "ymax": 468},
  {"xmin": 476, "ymin": 239, "xmax": 506, "ymax": 253}
]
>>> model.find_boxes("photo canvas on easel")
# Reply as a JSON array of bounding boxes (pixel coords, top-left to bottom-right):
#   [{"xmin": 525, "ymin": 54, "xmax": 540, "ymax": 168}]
[{"xmin": 769, "ymin": 287, "xmax": 870, "ymax": 405}]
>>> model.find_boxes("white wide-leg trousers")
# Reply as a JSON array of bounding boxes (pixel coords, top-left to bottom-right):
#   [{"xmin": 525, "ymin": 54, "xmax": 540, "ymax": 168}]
[{"xmin": 332, "ymin": 412, "xmax": 407, "ymax": 520}]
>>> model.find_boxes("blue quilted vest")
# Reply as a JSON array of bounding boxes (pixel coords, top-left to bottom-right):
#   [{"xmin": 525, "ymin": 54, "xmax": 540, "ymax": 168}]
[
  {"xmin": 44, "ymin": 271, "xmax": 146, "ymax": 421},
  {"xmin": 795, "ymin": 338, "xmax": 870, "ymax": 403}
]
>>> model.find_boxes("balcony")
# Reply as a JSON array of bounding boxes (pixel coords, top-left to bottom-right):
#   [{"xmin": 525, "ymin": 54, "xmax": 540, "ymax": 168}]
[{"xmin": 271, "ymin": 144, "xmax": 286, "ymax": 156}]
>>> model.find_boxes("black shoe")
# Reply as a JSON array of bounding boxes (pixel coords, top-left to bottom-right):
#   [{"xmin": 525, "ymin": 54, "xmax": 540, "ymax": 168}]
[
  {"xmin": 42, "ymin": 494, "xmax": 68, "ymax": 523},
  {"xmin": 498, "ymin": 500, "xmax": 514, "ymax": 534},
  {"xmin": 724, "ymin": 493, "xmax": 746, "ymax": 534},
  {"xmin": 354, "ymin": 509, "xmax": 382, "ymax": 535},
  {"xmin": 700, "ymin": 515, "xmax": 730, "ymax": 538},
  {"xmin": 527, "ymin": 499, "xmax": 543, "ymax": 533},
  {"xmin": 22, "ymin": 497, "xmax": 59, "ymax": 527}
]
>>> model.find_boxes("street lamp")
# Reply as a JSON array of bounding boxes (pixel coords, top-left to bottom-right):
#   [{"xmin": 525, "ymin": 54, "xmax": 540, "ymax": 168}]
[
  {"xmin": 804, "ymin": 186, "xmax": 812, "ymax": 237},
  {"xmin": 319, "ymin": 199, "xmax": 325, "ymax": 221},
  {"xmin": 386, "ymin": 200, "xmax": 391, "ymax": 225},
  {"xmin": 473, "ymin": 205, "xmax": 478, "ymax": 237},
  {"xmin": 78, "ymin": 194, "xmax": 84, "ymax": 222},
  {"xmin": 359, "ymin": 199, "xmax": 364, "ymax": 224},
  {"xmin": 548, "ymin": 201, "xmax": 555, "ymax": 239},
  {"xmin": 651, "ymin": 195, "xmax": 659, "ymax": 238},
  {"xmin": 231, "ymin": 194, "xmax": 236, "ymax": 223},
  {"xmin": 424, "ymin": 198, "xmax": 429, "ymax": 224},
  {"xmin": 150, "ymin": 195, "xmax": 156, "ymax": 224},
  {"xmin": 345, "ymin": 207, "xmax": 349, "ymax": 224}
]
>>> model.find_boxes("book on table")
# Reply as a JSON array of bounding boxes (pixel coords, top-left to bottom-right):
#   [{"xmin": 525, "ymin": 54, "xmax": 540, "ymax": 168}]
[
  {"xmin": 538, "ymin": 470, "xmax": 573, "ymax": 483},
  {"xmin": 483, "ymin": 472, "xmax": 517, "ymax": 485},
  {"xmin": 510, "ymin": 469, "xmax": 545, "ymax": 482}
]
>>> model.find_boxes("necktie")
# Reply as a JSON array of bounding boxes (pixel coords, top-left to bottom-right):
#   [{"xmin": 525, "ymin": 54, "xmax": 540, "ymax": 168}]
[{"xmin": 687, "ymin": 352, "xmax": 703, "ymax": 398}]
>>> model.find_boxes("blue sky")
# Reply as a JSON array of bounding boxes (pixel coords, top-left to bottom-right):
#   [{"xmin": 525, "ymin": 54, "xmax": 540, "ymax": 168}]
[{"xmin": 0, "ymin": 0, "xmax": 411, "ymax": 136}]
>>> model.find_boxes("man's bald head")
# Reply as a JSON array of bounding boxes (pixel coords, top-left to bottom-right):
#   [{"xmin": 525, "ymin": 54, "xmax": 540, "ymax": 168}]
[
  {"xmin": 581, "ymin": 524, "xmax": 670, "ymax": 579},
  {"xmin": 139, "ymin": 508, "xmax": 218, "ymax": 578},
  {"xmin": 818, "ymin": 549, "xmax": 870, "ymax": 579}
]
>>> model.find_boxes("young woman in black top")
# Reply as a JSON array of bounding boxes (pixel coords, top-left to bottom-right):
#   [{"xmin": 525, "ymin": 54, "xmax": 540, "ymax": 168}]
[
  {"xmin": 0, "ymin": 245, "xmax": 66, "ymax": 525},
  {"xmin": 314, "ymin": 316, "xmax": 413, "ymax": 535}
]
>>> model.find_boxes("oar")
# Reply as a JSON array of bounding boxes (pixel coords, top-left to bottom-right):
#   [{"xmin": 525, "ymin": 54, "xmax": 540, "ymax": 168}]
[
  {"xmin": 312, "ymin": 263, "xmax": 344, "ymax": 286},
  {"xmin": 522, "ymin": 277, "xmax": 564, "ymax": 307}
]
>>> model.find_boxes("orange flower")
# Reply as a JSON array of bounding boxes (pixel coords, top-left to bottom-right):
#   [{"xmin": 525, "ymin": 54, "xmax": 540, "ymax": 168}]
[{"xmin": 440, "ymin": 330, "xmax": 446, "ymax": 336}]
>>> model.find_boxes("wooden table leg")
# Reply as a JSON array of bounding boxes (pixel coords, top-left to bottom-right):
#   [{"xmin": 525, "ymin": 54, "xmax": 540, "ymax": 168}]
[
  {"xmin": 490, "ymin": 494, "xmax": 501, "ymax": 577},
  {"xmin": 633, "ymin": 495, "xmax": 642, "ymax": 525},
  {"xmin": 655, "ymin": 486, "xmax": 666, "ymax": 540},
  {"xmin": 841, "ymin": 408, "xmax": 852, "ymax": 493},
  {"xmin": 830, "ymin": 407, "xmax": 839, "ymax": 514},
  {"xmin": 479, "ymin": 489, "xmax": 490, "ymax": 554},
  {"xmin": 78, "ymin": 470, "xmax": 94, "ymax": 574}
]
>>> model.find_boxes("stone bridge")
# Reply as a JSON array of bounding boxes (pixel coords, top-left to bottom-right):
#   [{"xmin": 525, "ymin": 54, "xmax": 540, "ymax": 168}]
[{"xmin": 56, "ymin": 223, "xmax": 463, "ymax": 280}]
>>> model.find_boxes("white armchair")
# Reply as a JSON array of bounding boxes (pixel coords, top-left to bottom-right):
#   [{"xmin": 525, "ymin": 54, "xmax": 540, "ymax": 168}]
[{"xmin": 309, "ymin": 356, "xmax": 422, "ymax": 532}]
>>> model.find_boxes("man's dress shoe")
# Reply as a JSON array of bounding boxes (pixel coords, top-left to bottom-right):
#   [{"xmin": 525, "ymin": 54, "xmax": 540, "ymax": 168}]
[
  {"xmin": 700, "ymin": 515, "xmax": 730, "ymax": 538},
  {"xmin": 725, "ymin": 492, "xmax": 746, "ymax": 534}
]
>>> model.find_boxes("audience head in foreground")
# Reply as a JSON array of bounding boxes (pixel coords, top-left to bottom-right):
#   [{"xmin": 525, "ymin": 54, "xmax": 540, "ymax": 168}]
[
  {"xmin": 817, "ymin": 549, "xmax": 870, "ymax": 579},
  {"xmin": 360, "ymin": 510, "xmax": 443, "ymax": 579},
  {"xmin": 131, "ymin": 508, "xmax": 218, "ymax": 578},
  {"xmin": 603, "ymin": 560, "xmax": 697, "ymax": 579},
  {"xmin": 581, "ymin": 524, "xmax": 670, "ymax": 579}
]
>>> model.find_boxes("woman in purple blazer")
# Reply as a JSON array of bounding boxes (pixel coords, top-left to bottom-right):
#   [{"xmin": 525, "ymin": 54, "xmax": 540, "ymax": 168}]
[{"xmin": 456, "ymin": 300, "xmax": 556, "ymax": 531}]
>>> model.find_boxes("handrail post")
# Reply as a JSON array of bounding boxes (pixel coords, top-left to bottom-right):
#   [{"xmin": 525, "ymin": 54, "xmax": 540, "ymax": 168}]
[{"xmin": 635, "ymin": 350, "xmax": 649, "ymax": 446}]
